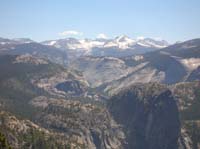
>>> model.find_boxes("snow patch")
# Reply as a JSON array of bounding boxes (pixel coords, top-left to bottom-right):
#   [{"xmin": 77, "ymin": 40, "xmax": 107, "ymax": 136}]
[
  {"xmin": 180, "ymin": 58, "xmax": 200, "ymax": 71},
  {"xmin": 49, "ymin": 41, "xmax": 57, "ymax": 45},
  {"xmin": 133, "ymin": 55, "xmax": 144, "ymax": 61},
  {"xmin": 0, "ymin": 42, "xmax": 6, "ymax": 45}
]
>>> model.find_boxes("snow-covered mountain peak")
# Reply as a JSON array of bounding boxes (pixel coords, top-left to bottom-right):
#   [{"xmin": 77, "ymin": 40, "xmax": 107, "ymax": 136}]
[
  {"xmin": 103, "ymin": 35, "xmax": 136, "ymax": 49},
  {"xmin": 137, "ymin": 38, "xmax": 169, "ymax": 48},
  {"xmin": 115, "ymin": 35, "xmax": 135, "ymax": 44},
  {"xmin": 41, "ymin": 36, "xmax": 169, "ymax": 57}
]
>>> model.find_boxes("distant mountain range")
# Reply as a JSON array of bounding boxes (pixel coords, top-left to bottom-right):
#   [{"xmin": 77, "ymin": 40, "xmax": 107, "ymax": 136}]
[
  {"xmin": 0, "ymin": 36, "xmax": 169, "ymax": 63},
  {"xmin": 42, "ymin": 35, "xmax": 169, "ymax": 57},
  {"xmin": 0, "ymin": 38, "xmax": 68, "ymax": 66},
  {"xmin": 0, "ymin": 36, "xmax": 169, "ymax": 64},
  {"xmin": 1, "ymin": 36, "xmax": 200, "ymax": 90},
  {"xmin": 72, "ymin": 38, "xmax": 200, "ymax": 93},
  {"xmin": 0, "ymin": 37, "xmax": 34, "ymax": 45}
]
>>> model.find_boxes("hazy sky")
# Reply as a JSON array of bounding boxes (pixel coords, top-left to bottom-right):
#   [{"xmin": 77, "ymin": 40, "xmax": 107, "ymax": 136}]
[{"xmin": 0, "ymin": 0, "xmax": 200, "ymax": 43}]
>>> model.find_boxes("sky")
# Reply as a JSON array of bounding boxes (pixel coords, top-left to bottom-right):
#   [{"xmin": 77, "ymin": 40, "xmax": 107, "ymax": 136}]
[{"xmin": 0, "ymin": 0, "xmax": 200, "ymax": 43}]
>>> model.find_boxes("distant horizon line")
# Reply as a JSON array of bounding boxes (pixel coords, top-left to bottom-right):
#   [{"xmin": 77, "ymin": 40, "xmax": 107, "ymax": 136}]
[{"xmin": 2, "ymin": 35, "xmax": 199, "ymax": 44}]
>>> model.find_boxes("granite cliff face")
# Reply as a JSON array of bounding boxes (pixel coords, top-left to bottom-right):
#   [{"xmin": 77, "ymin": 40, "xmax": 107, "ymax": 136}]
[
  {"xmin": 30, "ymin": 96, "xmax": 125, "ymax": 149},
  {"xmin": 109, "ymin": 83, "xmax": 181, "ymax": 149}
]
